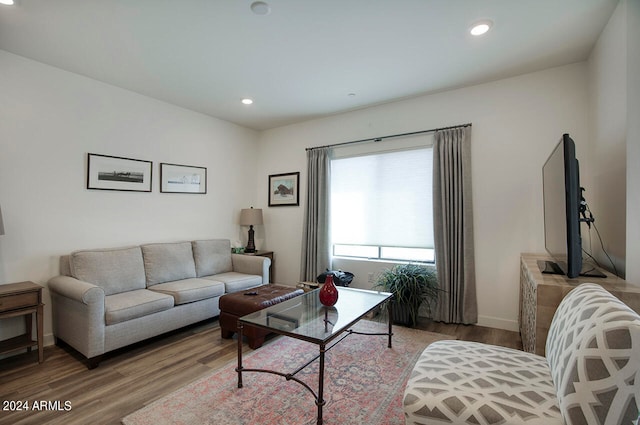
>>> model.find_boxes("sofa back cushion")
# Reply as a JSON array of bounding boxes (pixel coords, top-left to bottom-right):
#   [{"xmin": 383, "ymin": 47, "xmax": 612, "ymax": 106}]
[
  {"xmin": 191, "ymin": 239, "xmax": 233, "ymax": 277},
  {"xmin": 141, "ymin": 242, "xmax": 197, "ymax": 286},
  {"xmin": 545, "ymin": 283, "xmax": 640, "ymax": 425},
  {"xmin": 59, "ymin": 255, "xmax": 72, "ymax": 277},
  {"xmin": 69, "ymin": 246, "xmax": 146, "ymax": 296}
]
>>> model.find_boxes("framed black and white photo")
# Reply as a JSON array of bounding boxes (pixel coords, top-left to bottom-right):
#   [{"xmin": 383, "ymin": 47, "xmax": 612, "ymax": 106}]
[
  {"xmin": 160, "ymin": 163, "xmax": 207, "ymax": 194},
  {"xmin": 268, "ymin": 172, "xmax": 300, "ymax": 206},
  {"xmin": 87, "ymin": 153, "xmax": 153, "ymax": 192}
]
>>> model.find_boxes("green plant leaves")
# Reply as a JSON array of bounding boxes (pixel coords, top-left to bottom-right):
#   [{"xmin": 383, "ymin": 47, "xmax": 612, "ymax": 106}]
[{"xmin": 373, "ymin": 263, "xmax": 441, "ymax": 327}]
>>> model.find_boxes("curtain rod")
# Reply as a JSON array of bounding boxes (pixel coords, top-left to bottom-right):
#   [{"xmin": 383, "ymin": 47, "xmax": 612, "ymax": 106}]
[{"xmin": 305, "ymin": 123, "xmax": 471, "ymax": 151}]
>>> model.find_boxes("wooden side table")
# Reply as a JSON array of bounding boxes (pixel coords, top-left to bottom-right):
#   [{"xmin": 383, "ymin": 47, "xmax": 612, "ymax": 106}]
[
  {"xmin": 240, "ymin": 250, "xmax": 274, "ymax": 283},
  {"xmin": 0, "ymin": 281, "xmax": 44, "ymax": 363},
  {"xmin": 519, "ymin": 253, "xmax": 640, "ymax": 356}
]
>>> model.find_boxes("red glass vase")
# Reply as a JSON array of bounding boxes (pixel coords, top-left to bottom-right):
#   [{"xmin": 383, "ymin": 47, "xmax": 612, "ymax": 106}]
[{"xmin": 319, "ymin": 274, "xmax": 339, "ymax": 306}]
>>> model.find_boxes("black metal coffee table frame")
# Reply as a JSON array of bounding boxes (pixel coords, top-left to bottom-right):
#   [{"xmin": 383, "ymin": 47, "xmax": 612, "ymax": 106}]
[{"xmin": 235, "ymin": 287, "xmax": 393, "ymax": 425}]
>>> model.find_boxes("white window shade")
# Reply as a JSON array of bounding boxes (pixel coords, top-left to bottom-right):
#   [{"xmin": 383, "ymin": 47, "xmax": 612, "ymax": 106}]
[{"xmin": 331, "ymin": 147, "xmax": 433, "ymax": 249}]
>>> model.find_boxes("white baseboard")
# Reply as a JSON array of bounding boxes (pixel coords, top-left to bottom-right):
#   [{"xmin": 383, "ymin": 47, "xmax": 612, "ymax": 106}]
[
  {"xmin": 477, "ymin": 315, "xmax": 519, "ymax": 332},
  {"xmin": 44, "ymin": 333, "xmax": 55, "ymax": 347}
]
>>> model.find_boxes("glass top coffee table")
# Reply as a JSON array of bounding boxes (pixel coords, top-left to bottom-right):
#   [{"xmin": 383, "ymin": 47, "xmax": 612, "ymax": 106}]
[{"xmin": 236, "ymin": 286, "xmax": 393, "ymax": 425}]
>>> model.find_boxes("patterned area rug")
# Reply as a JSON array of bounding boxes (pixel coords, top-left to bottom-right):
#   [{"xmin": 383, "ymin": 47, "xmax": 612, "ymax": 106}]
[{"xmin": 121, "ymin": 320, "xmax": 455, "ymax": 425}]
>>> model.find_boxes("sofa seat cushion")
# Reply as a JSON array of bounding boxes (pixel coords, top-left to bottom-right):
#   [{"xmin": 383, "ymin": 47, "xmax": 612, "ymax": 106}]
[
  {"xmin": 70, "ymin": 246, "xmax": 146, "ymax": 296},
  {"xmin": 148, "ymin": 278, "xmax": 225, "ymax": 305},
  {"xmin": 192, "ymin": 239, "xmax": 233, "ymax": 277},
  {"xmin": 404, "ymin": 340, "xmax": 563, "ymax": 425},
  {"xmin": 203, "ymin": 272, "xmax": 263, "ymax": 293},
  {"xmin": 142, "ymin": 242, "xmax": 197, "ymax": 286},
  {"xmin": 105, "ymin": 289, "xmax": 174, "ymax": 326}
]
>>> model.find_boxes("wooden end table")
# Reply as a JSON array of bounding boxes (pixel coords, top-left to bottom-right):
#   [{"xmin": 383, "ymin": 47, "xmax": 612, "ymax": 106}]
[{"xmin": 0, "ymin": 281, "xmax": 44, "ymax": 363}]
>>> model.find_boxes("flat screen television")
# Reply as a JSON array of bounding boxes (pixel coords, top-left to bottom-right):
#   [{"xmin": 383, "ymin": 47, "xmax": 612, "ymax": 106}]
[{"xmin": 541, "ymin": 134, "xmax": 583, "ymax": 278}]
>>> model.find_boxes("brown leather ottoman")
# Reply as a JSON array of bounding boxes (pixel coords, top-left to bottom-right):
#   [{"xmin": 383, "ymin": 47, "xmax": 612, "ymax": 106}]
[{"xmin": 219, "ymin": 284, "xmax": 304, "ymax": 349}]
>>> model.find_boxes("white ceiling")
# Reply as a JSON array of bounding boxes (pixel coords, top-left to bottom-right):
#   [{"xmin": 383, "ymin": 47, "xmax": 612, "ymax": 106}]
[{"xmin": 0, "ymin": 0, "xmax": 618, "ymax": 131}]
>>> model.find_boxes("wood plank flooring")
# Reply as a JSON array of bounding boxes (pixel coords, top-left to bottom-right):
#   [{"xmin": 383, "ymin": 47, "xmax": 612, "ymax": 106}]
[{"xmin": 0, "ymin": 318, "xmax": 521, "ymax": 425}]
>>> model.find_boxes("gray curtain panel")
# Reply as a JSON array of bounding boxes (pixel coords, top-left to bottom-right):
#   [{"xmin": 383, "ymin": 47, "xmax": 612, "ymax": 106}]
[
  {"xmin": 300, "ymin": 147, "xmax": 331, "ymax": 282},
  {"xmin": 432, "ymin": 127, "xmax": 478, "ymax": 324}
]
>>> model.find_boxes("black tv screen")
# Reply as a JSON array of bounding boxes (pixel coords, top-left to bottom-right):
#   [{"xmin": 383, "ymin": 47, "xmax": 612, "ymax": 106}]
[{"xmin": 542, "ymin": 134, "xmax": 582, "ymax": 278}]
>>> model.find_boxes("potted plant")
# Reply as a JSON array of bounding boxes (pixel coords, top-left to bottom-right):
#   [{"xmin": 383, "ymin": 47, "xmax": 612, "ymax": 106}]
[{"xmin": 373, "ymin": 263, "xmax": 440, "ymax": 327}]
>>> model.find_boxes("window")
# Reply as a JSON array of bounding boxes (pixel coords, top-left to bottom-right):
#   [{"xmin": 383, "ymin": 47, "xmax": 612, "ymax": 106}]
[{"xmin": 330, "ymin": 136, "xmax": 434, "ymax": 263}]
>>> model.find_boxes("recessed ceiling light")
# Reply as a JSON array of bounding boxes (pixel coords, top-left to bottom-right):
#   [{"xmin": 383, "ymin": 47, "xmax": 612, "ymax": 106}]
[
  {"xmin": 0, "ymin": 0, "xmax": 15, "ymax": 5},
  {"xmin": 470, "ymin": 20, "xmax": 492, "ymax": 36},
  {"xmin": 250, "ymin": 1, "xmax": 270, "ymax": 16},
  {"xmin": 241, "ymin": 98, "xmax": 253, "ymax": 105}
]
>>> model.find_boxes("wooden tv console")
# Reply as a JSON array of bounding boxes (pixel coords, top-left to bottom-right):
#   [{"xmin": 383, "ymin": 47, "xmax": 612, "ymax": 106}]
[{"xmin": 519, "ymin": 253, "xmax": 640, "ymax": 356}]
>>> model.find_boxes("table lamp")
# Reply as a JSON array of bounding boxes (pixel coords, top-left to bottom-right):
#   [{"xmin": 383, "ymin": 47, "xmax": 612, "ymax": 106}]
[{"xmin": 239, "ymin": 207, "xmax": 263, "ymax": 253}]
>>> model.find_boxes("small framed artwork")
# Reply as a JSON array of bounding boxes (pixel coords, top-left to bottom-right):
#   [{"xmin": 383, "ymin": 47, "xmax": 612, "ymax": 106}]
[
  {"xmin": 269, "ymin": 172, "xmax": 300, "ymax": 207},
  {"xmin": 87, "ymin": 153, "xmax": 152, "ymax": 192},
  {"xmin": 160, "ymin": 163, "xmax": 207, "ymax": 194}
]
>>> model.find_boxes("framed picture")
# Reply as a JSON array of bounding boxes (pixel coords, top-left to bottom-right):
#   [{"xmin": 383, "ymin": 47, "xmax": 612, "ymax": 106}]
[
  {"xmin": 269, "ymin": 172, "xmax": 300, "ymax": 206},
  {"xmin": 160, "ymin": 163, "xmax": 207, "ymax": 194},
  {"xmin": 87, "ymin": 153, "xmax": 152, "ymax": 192}
]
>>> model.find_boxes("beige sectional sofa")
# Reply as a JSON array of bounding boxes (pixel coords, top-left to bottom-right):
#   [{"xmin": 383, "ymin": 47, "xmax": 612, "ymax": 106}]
[{"xmin": 48, "ymin": 239, "xmax": 270, "ymax": 368}]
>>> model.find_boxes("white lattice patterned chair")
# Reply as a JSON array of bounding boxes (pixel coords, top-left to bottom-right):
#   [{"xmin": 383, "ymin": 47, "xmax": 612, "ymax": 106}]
[{"xmin": 403, "ymin": 283, "xmax": 640, "ymax": 424}]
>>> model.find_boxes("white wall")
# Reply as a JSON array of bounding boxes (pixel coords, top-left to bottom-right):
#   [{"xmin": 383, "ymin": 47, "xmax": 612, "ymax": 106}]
[
  {"xmin": 2, "ymin": 2, "xmax": 634, "ymax": 346},
  {"xmin": 257, "ymin": 63, "xmax": 590, "ymax": 331},
  {"xmin": 625, "ymin": 0, "xmax": 640, "ymax": 284},
  {"xmin": 0, "ymin": 50, "xmax": 260, "ymax": 344},
  {"xmin": 587, "ymin": 0, "xmax": 628, "ymax": 277}
]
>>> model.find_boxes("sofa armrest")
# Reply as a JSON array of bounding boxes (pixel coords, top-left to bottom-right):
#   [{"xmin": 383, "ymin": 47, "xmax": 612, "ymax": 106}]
[
  {"xmin": 48, "ymin": 275, "xmax": 104, "ymax": 304},
  {"xmin": 48, "ymin": 275, "xmax": 106, "ymax": 359},
  {"xmin": 231, "ymin": 254, "xmax": 271, "ymax": 284}
]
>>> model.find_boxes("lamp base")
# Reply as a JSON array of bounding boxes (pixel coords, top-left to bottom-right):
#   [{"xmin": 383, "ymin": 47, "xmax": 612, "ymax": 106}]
[{"xmin": 245, "ymin": 225, "xmax": 257, "ymax": 253}]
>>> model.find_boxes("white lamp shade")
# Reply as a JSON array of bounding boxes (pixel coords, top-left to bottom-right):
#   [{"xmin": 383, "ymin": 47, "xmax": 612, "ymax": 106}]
[
  {"xmin": 0, "ymin": 204, "xmax": 4, "ymax": 236},
  {"xmin": 239, "ymin": 208, "xmax": 263, "ymax": 226}
]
